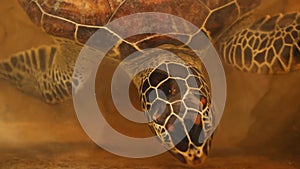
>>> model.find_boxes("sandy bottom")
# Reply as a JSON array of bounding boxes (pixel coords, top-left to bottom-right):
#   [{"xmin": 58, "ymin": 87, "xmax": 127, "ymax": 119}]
[{"xmin": 0, "ymin": 0, "xmax": 300, "ymax": 169}]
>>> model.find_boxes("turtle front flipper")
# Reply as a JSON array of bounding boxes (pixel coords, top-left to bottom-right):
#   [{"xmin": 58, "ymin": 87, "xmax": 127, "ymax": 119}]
[
  {"xmin": 220, "ymin": 12, "xmax": 300, "ymax": 74},
  {"xmin": 0, "ymin": 40, "xmax": 80, "ymax": 103}
]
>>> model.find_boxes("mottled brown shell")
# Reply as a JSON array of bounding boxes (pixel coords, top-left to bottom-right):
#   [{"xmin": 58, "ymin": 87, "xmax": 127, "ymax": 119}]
[{"xmin": 19, "ymin": 0, "xmax": 260, "ymax": 43}]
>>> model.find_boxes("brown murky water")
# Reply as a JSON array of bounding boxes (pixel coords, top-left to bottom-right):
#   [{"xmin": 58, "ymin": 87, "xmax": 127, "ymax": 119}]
[{"xmin": 0, "ymin": 0, "xmax": 300, "ymax": 169}]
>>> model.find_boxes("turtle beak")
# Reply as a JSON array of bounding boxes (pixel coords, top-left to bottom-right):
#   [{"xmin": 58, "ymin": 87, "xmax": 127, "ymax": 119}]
[{"xmin": 170, "ymin": 134, "xmax": 213, "ymax": 166}]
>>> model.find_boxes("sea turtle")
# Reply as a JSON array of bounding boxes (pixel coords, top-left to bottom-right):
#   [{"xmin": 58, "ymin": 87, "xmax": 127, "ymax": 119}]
[{"xmin": 0, "ymin": 0, "xmax": 299, "ymax": 166}]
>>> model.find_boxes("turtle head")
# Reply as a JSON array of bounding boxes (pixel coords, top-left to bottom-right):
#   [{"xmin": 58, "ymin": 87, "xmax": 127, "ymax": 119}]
[{"xmin": 139, "ymin": 61, "xmax": 214, "ymax": 165}]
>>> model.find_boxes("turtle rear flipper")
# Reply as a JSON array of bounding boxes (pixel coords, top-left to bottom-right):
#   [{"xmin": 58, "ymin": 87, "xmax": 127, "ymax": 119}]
[
  {"xmin": 221, "ymin": 12, "xmax": 300, "ymax": 74},
  {"xmin": 0, "ymin": 41, "xmax": 80, "ymax": 103}
]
